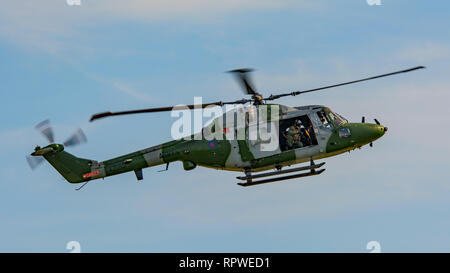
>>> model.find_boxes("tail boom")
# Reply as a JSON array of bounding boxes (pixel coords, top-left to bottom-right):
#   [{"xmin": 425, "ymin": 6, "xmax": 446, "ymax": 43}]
[{"xmin": 36, "ymin": 144, "xmax": 165, "ymax": 183}]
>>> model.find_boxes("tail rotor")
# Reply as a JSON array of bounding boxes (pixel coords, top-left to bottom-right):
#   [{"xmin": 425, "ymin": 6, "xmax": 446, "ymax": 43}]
[
  {"xmin": 26, "ymin": 120, "xmax": 88, "ymax": 170},
  {"xmin": 26, "ymin": 154, "xmax": 45, "ymax": 170},
  {"xmin": 35, "ymin": 119, "xmax": 55, "ymax": 143},
  {"xmin": 63, "ymin": 128, "xmax": 87, "ymax": 147}
]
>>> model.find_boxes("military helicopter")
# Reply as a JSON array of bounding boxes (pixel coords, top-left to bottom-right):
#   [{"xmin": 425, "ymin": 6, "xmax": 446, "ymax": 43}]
[{"xmin": 28, "ymin": 66, "xmax": 424, "ymax": 188}]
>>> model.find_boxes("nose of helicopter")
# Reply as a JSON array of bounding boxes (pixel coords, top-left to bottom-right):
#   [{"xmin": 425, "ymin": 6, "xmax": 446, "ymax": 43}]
[
  {"xmin": 375, "ymin": 124, "xmax": 388, "ymax": 138},
  {"xmin": 361, "ymin": 123, "xmax": 388, "ymax": 144}
]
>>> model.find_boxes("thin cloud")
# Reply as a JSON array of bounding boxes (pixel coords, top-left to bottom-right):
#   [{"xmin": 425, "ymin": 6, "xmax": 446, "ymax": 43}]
[
  {"xmin": 0, "ymin": 0, "xmax": 319, "ymax": 53},
  {"xmin": 112, "ymin": 82, "xmax": 155, "ymax": 103},
  {"xmin": 88, "ymin": 0, "xmax": 314, "ymax": 21},
  {"xmin": 397, "ymin": 42, "xmax": 450, "ymax": 62}
]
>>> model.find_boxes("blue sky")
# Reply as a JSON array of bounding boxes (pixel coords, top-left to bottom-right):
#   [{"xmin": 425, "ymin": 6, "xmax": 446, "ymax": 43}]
[{"xmin": 1, "ymin": 0, "xmax": 450, "ymax": 252}]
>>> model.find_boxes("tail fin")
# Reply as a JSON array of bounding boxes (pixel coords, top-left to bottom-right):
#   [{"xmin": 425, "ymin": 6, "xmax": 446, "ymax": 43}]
[
  {"xmin": 44, "ymin": 151, "xmax": 94, "ymax": 183},
  {"xmin": 31, "ymin": 144, "xmax": 95, "ymax": 183}
]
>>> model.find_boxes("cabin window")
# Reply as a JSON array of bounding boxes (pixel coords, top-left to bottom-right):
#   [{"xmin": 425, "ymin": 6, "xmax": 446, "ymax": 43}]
[
  {"xmin": 279, "ymin": 115, "xmax": 318, "ymax": 151},
  {"xmin": 338, "ymin": 128, "xmax": 351, "ymax": 138}
]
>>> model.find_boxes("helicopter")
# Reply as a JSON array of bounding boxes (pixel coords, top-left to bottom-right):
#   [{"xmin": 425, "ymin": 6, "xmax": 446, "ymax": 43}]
[{"xmin": 28, "ymin": 66, "xmax": 424, "ymax": 188}]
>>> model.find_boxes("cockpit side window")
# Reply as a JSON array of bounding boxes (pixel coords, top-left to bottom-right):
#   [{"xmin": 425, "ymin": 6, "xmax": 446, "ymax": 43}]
[{"xmin": 315, "ymin": 110, "xmax": 333, "ymax": 130}]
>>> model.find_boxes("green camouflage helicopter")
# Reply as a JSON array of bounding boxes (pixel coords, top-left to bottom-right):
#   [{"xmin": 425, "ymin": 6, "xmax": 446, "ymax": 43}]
[{"xmin": 27, "ymin": 66, "xmax": 424, "ymax": 189}]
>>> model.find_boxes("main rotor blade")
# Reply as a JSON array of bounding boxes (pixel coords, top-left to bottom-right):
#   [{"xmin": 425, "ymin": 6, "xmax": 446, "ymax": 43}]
[
  {"xmin": 90, "ymin": 99, "xmax": 252, "ymax": 122},
  {"xmin": 26, "ymin": 155, "xmax": 44, "ymax": 170},
  {"xmin": 63, "ymin": 128, "xmax": 87, "ymax": 147},
  {"xmin": 35, "ymin": 119, "xmax": 55, "ymax": 143},
  {"xmin": 264, "ymin": 66, "xmax": 425, "ymax": 101},
  {"xmin": 228, "ymin": 68, "xmax": 259, "ymax": 95}
]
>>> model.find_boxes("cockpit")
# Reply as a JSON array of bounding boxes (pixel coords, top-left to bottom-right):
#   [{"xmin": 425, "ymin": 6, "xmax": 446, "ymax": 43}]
[
  {"xmin": 328, "ymin": 109, "xmax": 348, "ymax": 126},
  {"xmin": 313, "ymin": 107, "xmax": 348, "ymax": 129}
]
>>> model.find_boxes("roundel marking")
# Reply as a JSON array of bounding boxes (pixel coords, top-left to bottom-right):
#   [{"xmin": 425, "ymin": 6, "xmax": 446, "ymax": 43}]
[{"xmin": 208, "ymin": 140, "xmax": 217, "ymax": 149}]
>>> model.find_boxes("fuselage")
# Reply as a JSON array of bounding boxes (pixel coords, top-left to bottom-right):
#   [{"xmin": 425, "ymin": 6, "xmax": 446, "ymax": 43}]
[
  {"xmin": 157, "ymin": 104, "xmax": 387, "ymax": 172},
  {"xmin": 35, "ymin": 104, "xmax": 387, "ymax": 183}
]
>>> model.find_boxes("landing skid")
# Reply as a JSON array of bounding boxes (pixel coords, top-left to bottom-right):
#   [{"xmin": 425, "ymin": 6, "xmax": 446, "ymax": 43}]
[{"xmin": 236, "ymin": 159, "xmax": 326, "ymax": 187}]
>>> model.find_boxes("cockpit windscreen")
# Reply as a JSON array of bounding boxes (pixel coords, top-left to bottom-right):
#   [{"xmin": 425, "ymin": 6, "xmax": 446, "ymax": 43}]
[{"xmin": 328, "ymin": 110, "xmax": 348, "ymax": 126}]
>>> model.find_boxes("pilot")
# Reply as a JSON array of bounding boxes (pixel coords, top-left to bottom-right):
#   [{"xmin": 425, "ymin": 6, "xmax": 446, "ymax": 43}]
[
  {"xmin": 317, "ymin": 111, "xmax": 332, "ymax": 129},
  {"xmin": 317, "ymin": 112, "xmax": 326, "ymax": 125}
]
